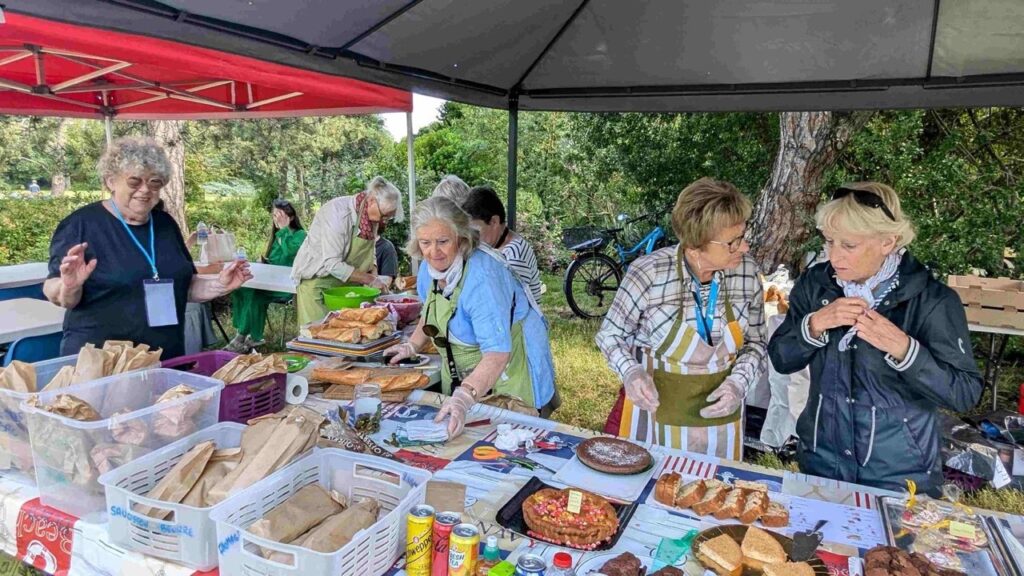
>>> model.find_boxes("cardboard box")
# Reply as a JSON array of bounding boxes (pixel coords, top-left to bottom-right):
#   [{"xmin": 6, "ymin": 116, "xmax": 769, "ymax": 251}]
[{"xmin": 948, "ymin": 275, "xmax": 1024, "ymax": 330}]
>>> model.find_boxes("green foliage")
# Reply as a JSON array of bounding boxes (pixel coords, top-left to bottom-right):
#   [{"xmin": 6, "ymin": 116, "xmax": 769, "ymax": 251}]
[{"xmin": 0, "ymin": 196, "xmax": 97, "ymax": 264}]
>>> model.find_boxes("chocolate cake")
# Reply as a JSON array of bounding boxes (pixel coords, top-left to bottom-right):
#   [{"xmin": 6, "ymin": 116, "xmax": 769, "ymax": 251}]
[{"xmin": 576, "ymin": 437, "xmax": 653, "ymax": 475}]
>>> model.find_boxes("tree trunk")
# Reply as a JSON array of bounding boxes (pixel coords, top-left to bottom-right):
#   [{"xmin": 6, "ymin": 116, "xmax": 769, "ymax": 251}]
[
  {"xmin": 50, "ymin": 119, "xmax": 69, "ymax": 196},
  {"xmin": 297, "ymin": 166, "xmax": 309, "ymax": 220},
  {"xmin": 150, "ymin": 120, "xmax": 188, "ymax": 234},
  {"xmin": 748, "ymin": 111, "xmax": 874, "ymax": 274},
  {"xmin": 278, "ymin": 161, "xmax": 289, "ymax": 198}
]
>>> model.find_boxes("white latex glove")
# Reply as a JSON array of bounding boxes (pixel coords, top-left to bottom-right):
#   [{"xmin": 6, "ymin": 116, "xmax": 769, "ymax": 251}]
[
  {"xmin": 623, "ymin": 365, "xmax": 659, "ymax": 413},
  {"xmin": 370, "ymin": 275, "xmax": 392, "ymax": 292},
  {"xmin": 384, "ymin": 342, "xmax": 417, "ymax": 364},
  {"xmin": 435, "ymin": 386, "xmax": 476, "ymax": 439},
  {"xmin": 699, "ymin": 377, "xmax": 745, "ymax": 418}
]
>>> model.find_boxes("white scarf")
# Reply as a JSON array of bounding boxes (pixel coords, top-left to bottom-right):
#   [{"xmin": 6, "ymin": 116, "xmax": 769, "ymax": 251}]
[
  {"xmin": 835, "ymin": 249, "xmax": 904, "ymax": 351},
  {"xmin": 427, "ymin": 253, "xmax": 465, "ymax": 298}
]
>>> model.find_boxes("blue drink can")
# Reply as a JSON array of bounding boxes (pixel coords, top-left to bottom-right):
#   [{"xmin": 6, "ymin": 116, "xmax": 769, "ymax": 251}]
[{"xmin": 515, "ymin": 554, "xmax": 547, "ymax": 576}]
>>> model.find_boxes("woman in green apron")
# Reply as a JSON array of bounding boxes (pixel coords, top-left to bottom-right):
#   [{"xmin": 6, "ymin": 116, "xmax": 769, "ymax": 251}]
[
  {"xmin": 385, "ymin": 197, "xmax": 557, "ymax": 439},
  {"xmin": 290, "ymin": 177, "xmax": 403, "ymax": 325},
  {"xmin": 225, "ymin": 200, "xmax": 306, "ymax": 350},
  {"xmin": 595, "ymin": 178, "xmax": 767, "ymax": 459}
]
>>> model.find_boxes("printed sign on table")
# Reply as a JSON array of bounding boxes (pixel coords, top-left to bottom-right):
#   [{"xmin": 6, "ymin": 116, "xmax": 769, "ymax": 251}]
[{"xmin": 16, "ymin": 498, "xmax": 74, "ymax": 575}]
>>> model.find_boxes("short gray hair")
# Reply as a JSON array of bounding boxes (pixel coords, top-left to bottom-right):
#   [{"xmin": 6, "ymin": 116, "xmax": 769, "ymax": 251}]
[
  {"xmin": 431, "ymin": 174, "xmax": 470, "ymax": 207},
  {"xmin": 97, "ymin": 136, "xmax": 172, "ymax": 187},
  {"xmin": 405, "ymin": 196, "xmax": 478, "ymax": 260},
  {"xmin": 366, "ymin": 176, "xmax": 404, "ymax": 223}
]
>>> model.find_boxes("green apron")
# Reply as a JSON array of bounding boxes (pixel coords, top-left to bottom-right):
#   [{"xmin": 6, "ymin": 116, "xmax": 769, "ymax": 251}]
[
  {"xmin": 296, "ymin": 219, "xmax": 377, "ymax": 326},
  {"xmin": 427, "ymin": 262, "xmax": 535, "ymax": 407}
]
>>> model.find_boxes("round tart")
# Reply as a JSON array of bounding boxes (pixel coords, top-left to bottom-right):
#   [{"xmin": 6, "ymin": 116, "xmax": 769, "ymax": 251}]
[
  {"xmin": 577, "ymin": 437, "xmax": 653, "ymax": 475},
  {"xmin": 522, "ymin": 488, "xmax": 619, "ymax": 550}
]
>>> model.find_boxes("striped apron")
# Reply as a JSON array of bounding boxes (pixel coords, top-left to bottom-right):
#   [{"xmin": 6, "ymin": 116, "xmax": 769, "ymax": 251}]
[{"xmin": 615, "ymin": 263, "xmax": 745, "ymax": 459}]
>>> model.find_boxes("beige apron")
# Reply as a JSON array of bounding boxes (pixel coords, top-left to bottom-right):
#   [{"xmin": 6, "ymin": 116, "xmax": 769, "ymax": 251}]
[
  {"xmin": 618, "ymin": 256, "xmax": 745, "ymax": 459},
  {"xmin": 296, "ymin": 215, "xmax": 377, "ymax": 325}
]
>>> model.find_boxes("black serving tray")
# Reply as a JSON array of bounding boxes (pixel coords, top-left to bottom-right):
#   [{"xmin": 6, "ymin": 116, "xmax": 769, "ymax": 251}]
[{"xmin": 495, "ymin": 476, "xmax": 639, "ymax": 552}]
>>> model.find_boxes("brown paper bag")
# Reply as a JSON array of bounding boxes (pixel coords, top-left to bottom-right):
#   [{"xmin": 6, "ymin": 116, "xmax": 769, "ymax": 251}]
[
  {"xmin": 248, "ymin": 484, "xmax": 343, "ymax": 544},
  {"xmin": 136, "ymin": 441, "xmax": 216, "ymax": 519},
  {"xmin": 40, "ymin": 365, "xmax": 75, "ymax": 392},
  {"xmin": 211, "ymin": 353, "xmax": 286, "ymax": 385},
  {"xmin": 43, "ymin": 394, "xmax": 101, "ymax": 421},
  {"xmin": 73, "ymin": 344, "xmax": 114, "ymax": 384},
  {"xmin": 0, "ymin": 361, "xmax": 36, "ymax": 393},
  {"xmin": 280, "ymin": 499, "xmax": 380, "ymax": 556},
  {"xmin": 90, "ymin": 442, "xmax": 150, "ymax": 475},
  {"xmin": 110, "ymin": 408, "xmax": 149, "ymax": 446},
  {"xmin": 207, "ymin": 406, "xmax": 324, "ymax": 504},
  {"xmin": 153, "ymin": 385, "xmax": 200, "ymax": 439},
  {"xmin": 182, "ymin": 447, "xmax": 243, "ymax": 508}
]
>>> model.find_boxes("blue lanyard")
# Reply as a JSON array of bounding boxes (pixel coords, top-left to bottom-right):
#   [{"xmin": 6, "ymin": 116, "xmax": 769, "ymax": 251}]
[
  {"xmin": 108, "ymin": 200, "xmax": 158, "ymax": 279},
  {"xmin": 692, "ymin": 278, "xmax": 719, "ymax": 345}
]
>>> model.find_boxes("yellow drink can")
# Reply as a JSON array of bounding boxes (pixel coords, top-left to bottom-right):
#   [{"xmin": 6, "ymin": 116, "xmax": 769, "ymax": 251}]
[
  {"xmin": 447, "ymin": 523, "xmax": 480, "ymax": 576},
  {"xmin": 406, "ymin": 504, "xmax": 435, "ymax": 576}
]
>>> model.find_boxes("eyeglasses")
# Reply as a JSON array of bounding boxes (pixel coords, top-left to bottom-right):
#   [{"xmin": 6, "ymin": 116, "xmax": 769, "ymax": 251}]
[
  {"xmin": 708, "ymin": 231, "xmax": 747, "ymax": 253},
  {"xmin": 126, "ymin": 176, "xmax": 165, "ymax": 191},
  {"xmin": 832, "ymin": 187, "xmax": 896, "ymax": 221}
]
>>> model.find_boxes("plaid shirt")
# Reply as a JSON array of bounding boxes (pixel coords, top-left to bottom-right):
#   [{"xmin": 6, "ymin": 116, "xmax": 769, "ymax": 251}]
[{"xmin": 595, "ymin": 246, "xmax": 767, "ymax": 391}]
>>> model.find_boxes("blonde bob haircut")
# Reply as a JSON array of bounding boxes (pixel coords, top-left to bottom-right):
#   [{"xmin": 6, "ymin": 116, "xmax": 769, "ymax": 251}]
[
  {"xmin": 405, "ymin": 196, "xmax": 479, "ymax": 261},
  {"xmin": 816, "ymin": 182, "xmax": 915, "ymax": 249},
  {"xmin": 671, "ymin": 177, "xmax": 752, "ymax": 249}
]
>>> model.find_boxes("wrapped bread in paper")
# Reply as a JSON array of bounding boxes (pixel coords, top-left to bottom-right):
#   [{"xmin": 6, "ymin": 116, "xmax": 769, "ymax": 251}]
[
  {"xmin": 310, "ymin": 368, "xmax": 372, "ymax": 386},
  {"xmin": 153, "ymin": 385, "xmax": 200, "ymax": 440},
  {"xmin": 249, "ymin": 484, "xmax": 344, "ymax": 544},
  {"xmin": 182, "ymin": 447, "xmax": 243, "ymax": 508},
  {"xmin": 40, "ymin": 365, "xmax": 75, "ymax": 392},
  {"xmin": 30, "ymin": 418, "xmax": 96, "ymax": 487},
  {"xmin": 135, "ymin": 440, "xmax": 215, "ymax": 519},
  {"xmin": 210, "ymin": 353, "xmax": 286, "ymax": 385},
  {"xmin": 273, "ymin": 499, "xmax": 379, "ymax": 559},
  {"xmin": 110, "ymin": 342, "xmax": 162, "ymax": 374},
  {"xmin": 110, "ymin": 408, "xmax": 149, "ymax": 446},
  {"xmin": 0, "ymin": 361, "xmax": 36, "ymax": 393},
  {"xmin": 72, "ymin": 344, "xmax": 115, "ymax": 384},
  {"xmin": 90, "ymin": 442, "xmax": 150, "ymax": 475},
  {"xmin": 41, "ymin": 394, "xmax": 101, "ymax": 421},
  {"xmin": 394, "ymin": 276, "xmax": 417, "ymax": 292},
  {"xmin": 207, "ymin": 406, "xmax": 324, "ymax": 504}
]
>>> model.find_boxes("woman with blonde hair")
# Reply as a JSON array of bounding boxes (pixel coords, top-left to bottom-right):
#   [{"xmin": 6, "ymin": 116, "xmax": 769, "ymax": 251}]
[
  {"xmin": 769, "ymin": 182, "xmax": 981, "ymax": 493},
  {"xmin": 384, "ymin": 197, "xmax": 556, "ymax": 438},
  {"xmin": 596, "ymin": 178, "xmax": 766, "ymax": 458}
]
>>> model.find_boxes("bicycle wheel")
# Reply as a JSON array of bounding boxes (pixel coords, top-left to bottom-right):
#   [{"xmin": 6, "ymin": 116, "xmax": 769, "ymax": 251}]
[{"xmin": 563, "ymin": 252, "xmax": 623, "ymax": 319}]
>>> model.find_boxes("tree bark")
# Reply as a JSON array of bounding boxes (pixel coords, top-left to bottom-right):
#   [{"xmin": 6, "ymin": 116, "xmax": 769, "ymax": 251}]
[
  {"xmin": 150, "ymin": 120, "xmax": 188, "ymax": 234},
  {"xmin": 50, "ymin": 119, "xmax": 69, "ymax": 196},
  {"xmin": 297, "ymin": 165, "xmax": 309, "ymax": 220},
  {"xmin": 749, "ymin": 111, "xmax": 874, "ymax": 274}
]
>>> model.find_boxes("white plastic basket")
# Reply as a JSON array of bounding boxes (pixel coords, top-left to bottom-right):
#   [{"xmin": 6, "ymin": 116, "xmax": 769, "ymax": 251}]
[
  {"xmin": 98, "ymin": 422, "xmax": 245, "ymax": 571},
  {"xmin": 211, "ymin": 448, "xmax": 431, "ymax": 576},
  {"xmin": 22, "ymin": 368, "xmax": 223, "ymax": 519}
]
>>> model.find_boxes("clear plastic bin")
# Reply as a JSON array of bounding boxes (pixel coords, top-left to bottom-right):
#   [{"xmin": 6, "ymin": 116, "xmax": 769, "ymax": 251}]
[
  {"xmin": 99, "ymin": 422, "xmax": 245, "ymax": 570},
  {"xmin": 0, "ymin": 354, "xmax": 77, "ymax": 477},
  {"xmin": 22, "ymin": 369, "xmax": 223, "ymax": 520},
  {"xmin": 211, "ymin": 448, "xmax": 430, "ymax": 576}
]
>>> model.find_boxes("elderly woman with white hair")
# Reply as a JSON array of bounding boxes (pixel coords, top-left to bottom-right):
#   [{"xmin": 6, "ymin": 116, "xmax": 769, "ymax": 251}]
[
  {"xmin": 45, "ymin": 136, "xmax": 252, "ymax": 359},
  {"xmin": 769, "ymin": 182, "xmax": 982, "ymax": 493},
  {"xmin": 291, "ymin": 176, "xmax": 403, "ymax": 325},
  {"xmin": 385, "ymin": 197, "xmax": 557, "ymax": 438},
  {"xmin": 431, "ymin": 174, "xmax": 471, "ymax": 206}
]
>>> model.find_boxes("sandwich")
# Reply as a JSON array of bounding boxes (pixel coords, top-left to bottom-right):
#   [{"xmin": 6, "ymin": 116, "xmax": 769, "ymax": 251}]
[{"xmin": 763, "ymin": 562, "xmax": 815, "ymax": 576}]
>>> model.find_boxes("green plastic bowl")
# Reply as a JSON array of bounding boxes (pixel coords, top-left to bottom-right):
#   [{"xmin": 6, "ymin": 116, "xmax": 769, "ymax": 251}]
[{"xmin": 322, "ymin": 286, "xmax": 381, "ymax": 310}]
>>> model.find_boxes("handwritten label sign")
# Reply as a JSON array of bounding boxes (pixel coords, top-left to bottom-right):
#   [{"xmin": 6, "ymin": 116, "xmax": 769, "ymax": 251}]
[
  {"xmin": 567, "ymin": 490, "xmax": 583, "ymax": 514},
  {"xmin": 949, "ymin": 521, "xmax": 976, "ymax": 540}
]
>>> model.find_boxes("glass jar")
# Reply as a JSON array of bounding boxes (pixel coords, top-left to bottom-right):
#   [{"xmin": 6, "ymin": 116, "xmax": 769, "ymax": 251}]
[{"xmin": 352, "ymin": 382, "xmax": 383, "ymax": 434}]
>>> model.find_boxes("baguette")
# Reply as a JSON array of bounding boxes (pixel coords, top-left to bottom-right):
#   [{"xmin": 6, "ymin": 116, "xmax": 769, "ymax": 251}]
[
  {"xmin": 311, "ymin": 368, "xmax": 373, "ymax": 386},
  {"xmin": 675, "ymin": 480, "xmax": 706, "ymax": 508},
  {"xmin": 335, "ymin": 308, "xmax": 389, "ymax": 324},
  {"xmin": 713, "ymin": 488, "xmax": 746, "ymax": 520}
]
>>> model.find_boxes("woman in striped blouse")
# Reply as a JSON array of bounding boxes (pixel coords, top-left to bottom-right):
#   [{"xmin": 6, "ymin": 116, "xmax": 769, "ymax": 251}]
[
  {"xmin": 463, "ymin": 186, "xmax": 544, "ymax": 302},
  {"xmin": 596, "ymin": 178, "xmax": 767, "ymax": 458}
]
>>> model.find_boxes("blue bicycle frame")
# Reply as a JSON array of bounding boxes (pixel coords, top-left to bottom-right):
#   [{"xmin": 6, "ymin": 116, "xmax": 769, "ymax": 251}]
[{"xmin": 615, "ymin": 225, "xmax": 667, "ymax": 265}]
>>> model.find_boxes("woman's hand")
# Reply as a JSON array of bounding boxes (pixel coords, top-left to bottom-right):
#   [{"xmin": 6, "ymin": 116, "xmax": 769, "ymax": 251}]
[
  {"xmin": 217, "ymin": 260, "xmax": 253, "ymax": 292},
  {"xmin": 808, "ymin": 297, "xmax": 869, "ymax": 338},
  {"xmin": 855, "ymin": 310, "xmax": 911, "ymax": 360},
  {"xmin": 385, "ymin": 342, "xmax": 417, "ymax": 365},
  {"xmin": 59, "ymin": 243, "xmax": 97, "ymax": 290},
  {"xmin": 699, "ymin": 377, "xmax": 744, "ymax": 419},
  {"xmin": 434, "ymin": 386, "xmax": 476, "ymax": 438},
  {"xmin": 623, "ymin": 365, "xmax": 659, "ymax": 413}
]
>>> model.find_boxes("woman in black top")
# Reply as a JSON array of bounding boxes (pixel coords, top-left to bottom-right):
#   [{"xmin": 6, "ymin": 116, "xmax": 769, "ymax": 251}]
[{"xmin": 44, "ymin": 136, "xmax": 252, "ymax": 359}]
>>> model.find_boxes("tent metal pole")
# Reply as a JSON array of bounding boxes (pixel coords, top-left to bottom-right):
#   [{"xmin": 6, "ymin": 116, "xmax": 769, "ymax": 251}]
[
  {"xmin": 507, "ymin": 94, "xmax": 519, "ymax": 230},
  {"xmin": 406, "ymin": 110, "xmax": 418, "ymax": 272},
  {"xmin": 104, "ymin": 115, "xmax": 112, "ymax": 146}
]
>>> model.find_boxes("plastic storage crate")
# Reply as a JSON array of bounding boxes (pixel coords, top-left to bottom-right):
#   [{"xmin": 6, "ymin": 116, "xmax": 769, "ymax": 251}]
[
  {"xmin": 211, "ymin": 449, "xmax": 430, "ymax": 576},
  {"xmin": 163, "ymin": 351, "xmax": 286, "ymax": 424},
  {"xmin": 22, "ymin": 369, "xmax": 223, "ymax": 519},
  {"xmin": 0, "ymin": 354, "xmax": 77, "ymax": 477},
  {"xmin": 98, "ymin": 422, "xmax": 245, "ymax": 571}
]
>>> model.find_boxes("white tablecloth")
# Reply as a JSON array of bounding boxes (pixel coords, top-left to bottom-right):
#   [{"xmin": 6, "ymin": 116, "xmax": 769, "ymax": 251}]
[{"xmin": 0, "ymin": 298, "xmax": 65, "ymax": 345}]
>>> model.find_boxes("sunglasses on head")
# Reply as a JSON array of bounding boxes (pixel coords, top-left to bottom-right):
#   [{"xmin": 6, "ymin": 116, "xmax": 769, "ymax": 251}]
[{"xmin": 832, "ymin": 187, "xmax": 896, "ymax": 222}]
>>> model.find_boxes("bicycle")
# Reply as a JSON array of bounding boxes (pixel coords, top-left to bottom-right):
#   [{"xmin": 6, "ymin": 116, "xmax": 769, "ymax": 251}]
[{"xmin": 562, "ymin": 213, "xmax": 670, "ymax": 319}]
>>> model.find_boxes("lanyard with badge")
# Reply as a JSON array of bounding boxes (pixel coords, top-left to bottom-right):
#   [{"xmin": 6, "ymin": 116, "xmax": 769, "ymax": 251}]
[
  {"xmin": 692, "ymin": 276, "xmax": 719, "ymax": 346},
  {"xmin": 109, "ymin": 201, "xmax": 178, "ymax": 327}
]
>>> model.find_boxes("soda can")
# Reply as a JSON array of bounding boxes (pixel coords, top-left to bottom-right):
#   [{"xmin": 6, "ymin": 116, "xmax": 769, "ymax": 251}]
[
  {"xmin": 432, "ymin": 512, "xmax": 460, "ymax": 576},
  {"xmin": 406, "ymin": 504, "xmax": 435, "ymax": 576},
  {"xmin": 515, "ymin": 554, "xmax": 547, "ymax": 576},
  {"xmin": 448, "ymin": 523, "xmax": 480, "ymax": 576}
]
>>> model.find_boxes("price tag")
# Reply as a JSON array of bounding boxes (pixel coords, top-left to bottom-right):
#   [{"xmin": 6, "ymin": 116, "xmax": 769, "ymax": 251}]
[
  {"xmin": 567, "ymin": 490, "xmax": 583, "ymax": 514},
  {"xmin": 949, "ymin": 521, "xmax": 976, "ymax": 540},
  {"xmin": 1013, "ymin": 448, "xmax": 1024, "ymax": 476}
]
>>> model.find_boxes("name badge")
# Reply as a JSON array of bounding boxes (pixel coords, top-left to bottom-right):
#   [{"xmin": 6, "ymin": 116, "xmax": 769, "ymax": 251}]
[{"xmin": 143, "ymin": 279, "xmax": 178, "ymax": 327}]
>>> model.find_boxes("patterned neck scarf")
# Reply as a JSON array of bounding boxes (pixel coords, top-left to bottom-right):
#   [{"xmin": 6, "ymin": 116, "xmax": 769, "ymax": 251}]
[
  {"xmin": 836, "ymin": 249, "xmax": 904, "ymax": 351},
  {"xmin": 354, "ymin": 192, "xmax": 383, "ymax": 240}
]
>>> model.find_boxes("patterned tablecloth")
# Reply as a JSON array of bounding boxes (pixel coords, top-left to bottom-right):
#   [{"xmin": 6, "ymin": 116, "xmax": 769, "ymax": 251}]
[{"xmin": 1, "ymin": 390, "xmax": 1023, "ymax": 575}]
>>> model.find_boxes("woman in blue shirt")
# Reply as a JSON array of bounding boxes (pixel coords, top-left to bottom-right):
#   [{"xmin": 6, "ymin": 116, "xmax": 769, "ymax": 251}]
[{"xmin": 385, "ymin": 197, "xmax": 557, "ymax": 438}]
